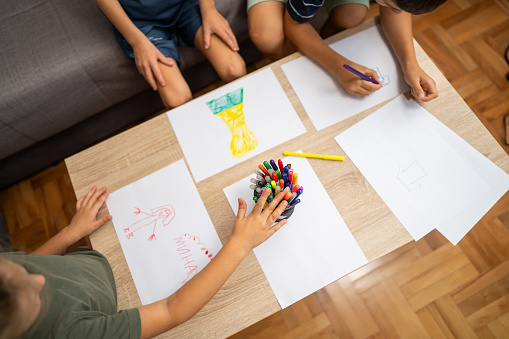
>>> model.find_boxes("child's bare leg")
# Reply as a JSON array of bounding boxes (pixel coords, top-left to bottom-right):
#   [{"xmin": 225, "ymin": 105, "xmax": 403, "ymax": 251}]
[
  {"xmin": 320, "ymin": 3, "xmax": 368, "ymax": 38},
  {"xmin": 194, "ymin": 27, "xmax": 246, "ymax": 83},
  {"xmin": 156, "ymin": 58, "xmax": 192, "ymax": 109},
  {"xmin": 248, "ymin": 1, "xmax": 296, "ymax": 61}
]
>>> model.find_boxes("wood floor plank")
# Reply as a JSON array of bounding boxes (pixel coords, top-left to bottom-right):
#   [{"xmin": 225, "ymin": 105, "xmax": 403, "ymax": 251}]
[
  {"xmin": 407, "ymin": 263, "xmax": 479, "ymax": 311},
  {"xmin": 433, "ymin": 295, "xmax": 478, "ymax": 338}
]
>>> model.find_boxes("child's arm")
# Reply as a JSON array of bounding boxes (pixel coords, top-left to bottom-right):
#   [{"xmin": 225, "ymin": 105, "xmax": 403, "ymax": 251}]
[
  {"xmin": 93, "ymin": 0, "xmax": 174, "ymax": 91},
  {"xmin": 31, "ymin": 186, "xmax": 111, "ymax": 256},
  {"xmin": 379, "ymin": 7, "xmax": 438, "ymax": 101},
  {"xmin": 283, "ymin": 10, "xmax": 382, "ymax": 97},
  {"xmin": 137, "ymin": 188, "xmax": 288, "ymax": 338},
  {"xmin": 198, "ymin": 0, "xmax": 239, "ymax": 51}
]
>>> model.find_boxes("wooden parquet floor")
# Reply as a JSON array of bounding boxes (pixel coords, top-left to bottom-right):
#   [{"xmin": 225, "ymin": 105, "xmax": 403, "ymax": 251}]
[{"xmin": 1, "ymin": 0, "xmax": 509, "ymax": 337}]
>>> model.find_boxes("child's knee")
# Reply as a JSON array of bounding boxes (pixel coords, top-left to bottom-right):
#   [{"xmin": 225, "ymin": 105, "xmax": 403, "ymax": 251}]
[
  {"xmin": 161, "ymin": 90, "xmax": 192, "ymax": 109},
  {"xmin": 219, "ymin": 57, "xmax": 246, "ymax": 82},
  {"xmin": 249, "ymin": 29, "xmax": 286, "ymax": 60},
  {"xmin": 333, "ymin": 4, "xmax": 368, "ymax": 29}
]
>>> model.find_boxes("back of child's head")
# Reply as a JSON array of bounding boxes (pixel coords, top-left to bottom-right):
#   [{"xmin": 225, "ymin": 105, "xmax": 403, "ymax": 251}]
[
  {"xmin": 0, "ymin": 258, "xmax": 27, "ymax": 339},
  {"xmin": 394, "ymin": 0, "xmax": 447, "ymax": 15}
]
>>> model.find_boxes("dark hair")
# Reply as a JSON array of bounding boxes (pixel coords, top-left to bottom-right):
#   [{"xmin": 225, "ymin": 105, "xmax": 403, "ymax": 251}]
[{"xmin": 394, "ymin": 0, "xmax": 447, "ymax": 15}]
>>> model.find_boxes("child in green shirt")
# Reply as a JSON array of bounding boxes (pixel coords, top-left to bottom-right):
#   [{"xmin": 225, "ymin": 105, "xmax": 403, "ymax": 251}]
[{"xmin": 0, "ymin": 186, "xmax": 287, "ymax": 338}]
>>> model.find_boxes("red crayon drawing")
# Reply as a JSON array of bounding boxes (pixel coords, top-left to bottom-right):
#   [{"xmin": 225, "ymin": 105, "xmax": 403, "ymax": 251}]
[
  {"xmin": 124, "ymin": 204, "xmax": 175, "ymax": 241},
  {"xmin": 175, "ymin": 233, "xmax": 214, "ymax": 284}
]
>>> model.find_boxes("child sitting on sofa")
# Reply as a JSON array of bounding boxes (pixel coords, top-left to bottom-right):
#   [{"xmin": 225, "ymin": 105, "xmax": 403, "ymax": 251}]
[
  {"xmin": 248, "ymin": 0, "xmax": 445, "ymax": 101},
  {"xmin": 95, "ymin": 0, "xmax": 246, "ymax": 109},
  {"xmin": 0, "ymin": 185, "xmax": 288, "ymax": 338}
]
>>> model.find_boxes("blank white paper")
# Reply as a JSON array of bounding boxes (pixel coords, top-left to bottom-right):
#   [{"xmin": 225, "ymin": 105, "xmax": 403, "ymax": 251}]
[
  {"xmin": 106, "ymin": 160, "xmax": 223, "ymax": 305},
  {"xmin": 223, "ymin": 154, "xmax": 367, "ymax": 308},
  {"xmin": 335, "ymin": 95, "xmax": 509, "ymax": 244},
  {"xmin": 281, "ymin": 25, "xmax": 409, "ymax": 131},
  {"xmin": 167, "ymin": 68, "xmax": 306, "ymax": 183}
]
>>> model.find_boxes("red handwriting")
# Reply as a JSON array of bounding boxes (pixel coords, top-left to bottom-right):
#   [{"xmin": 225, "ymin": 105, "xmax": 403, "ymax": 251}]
[{"xmin": 175, "ymin": 234, "xmax": 214, "ymax": 284}]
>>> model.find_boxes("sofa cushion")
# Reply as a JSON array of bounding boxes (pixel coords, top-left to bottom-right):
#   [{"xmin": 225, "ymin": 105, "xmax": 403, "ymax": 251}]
[{"xmin": 0, "ymin": 0, "xmax": 146, "ymax": 159}]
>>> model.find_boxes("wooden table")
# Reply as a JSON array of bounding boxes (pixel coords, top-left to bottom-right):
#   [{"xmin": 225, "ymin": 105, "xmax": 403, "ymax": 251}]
[{"xmin": 66, "ymin": 18, "xmax": 509, "ymax": 338}]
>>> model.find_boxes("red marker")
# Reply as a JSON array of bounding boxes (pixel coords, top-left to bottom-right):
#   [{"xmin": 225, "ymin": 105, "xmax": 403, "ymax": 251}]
[
  {"xmin": 278, "ymin": 159, "xmax": 284, "ymax": 174},
  {"xmin": 258, "ymin": 164, "xmax": 269, "ymax": 177},
  {"xmin": 272, "ymin": 172, "xmax": 278, "ymax": 182},
  {"xmin": 291, "ymin": 184, "xmax": 301, "ymax": 193}
]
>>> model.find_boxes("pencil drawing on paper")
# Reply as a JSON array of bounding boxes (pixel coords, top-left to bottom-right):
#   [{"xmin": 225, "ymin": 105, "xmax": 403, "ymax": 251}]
[
  {"xmin": 206, "ymin": 88, "xmax": 258, "ymax": 158},
  {"xmin": 124, "ymin": 204, "xmax": 175, "ymax": 241},
  {"xmin": 397, "ymin": 161, "xmax": 427, "ymax": 192},
  {"xmin": 371, "ymin": 66, "xmax": 390, "ymax": 86},
  {"xmin": 175, "ymin": 233, "xmax": 215, "ymax": 284}
]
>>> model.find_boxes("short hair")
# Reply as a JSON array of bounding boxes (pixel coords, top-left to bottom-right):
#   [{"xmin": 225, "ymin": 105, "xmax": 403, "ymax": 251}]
[
  {"xmin": 394, "ymin": 0, "xmax": 447, "ymax": 15},
  {"xmin": 0, "ymin": 258, "xmax": 27, "ymax": 339}
]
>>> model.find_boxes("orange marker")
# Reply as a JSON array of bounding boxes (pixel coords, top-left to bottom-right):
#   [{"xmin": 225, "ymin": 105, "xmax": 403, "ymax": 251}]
[
  {"xmin": 284, "ymin": 192, "xmax": 292, "ymax": 200},
  {"xmin": 258, "ymin": 164, "xmax": 269, "ymax": 176},
  {"xmin": 292, "ymin": 173, "xmax": 298, "ymax": 185},
  {"xmin": 279, "ymin": 179, "xmax": 284, "ymax": 188}
]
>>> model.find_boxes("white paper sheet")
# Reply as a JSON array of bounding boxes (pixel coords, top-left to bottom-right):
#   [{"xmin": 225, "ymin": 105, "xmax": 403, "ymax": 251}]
[
  {"xmin": 335, "ymin": 95, "xmax": 509, "ymax": 244},
  {"xmin": 106, "ymin": 160, "xmax": 223, "ymax": 305},
  {"xmin": 281, "ymin": 25, "xmax": 409, "ymax": 131},
  {"xmin": 421, "ymin": 105, "xmax": 509, "ymax": 244},
  {"xmin": 223, "ymin": 154, "xmax": 367, "ymax": 308},
  {"xmin": 167, "ymin": 68, "xmax": 306, "ymax": 183}
]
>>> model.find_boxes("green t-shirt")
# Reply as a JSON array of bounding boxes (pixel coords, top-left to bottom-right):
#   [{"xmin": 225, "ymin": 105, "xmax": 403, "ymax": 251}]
[{"xmin": 1, "ymin": 249, "xmax": 141, "ymax": 339}]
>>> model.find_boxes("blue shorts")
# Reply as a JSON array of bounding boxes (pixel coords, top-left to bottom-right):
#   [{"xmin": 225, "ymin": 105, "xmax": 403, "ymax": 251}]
[{"xmin": 114, "ymin": 0, "xmax": 202, "ymax": 66}]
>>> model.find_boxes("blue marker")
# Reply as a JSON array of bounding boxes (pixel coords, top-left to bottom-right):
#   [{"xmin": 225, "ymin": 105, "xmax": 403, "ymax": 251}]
[
  {"xmin": 290, "ymin": 198, "xmax": 301, "ymax": 207},
  {"xmin": 343, "ymin": 64, "xmax": 379, "ymax": 84}
]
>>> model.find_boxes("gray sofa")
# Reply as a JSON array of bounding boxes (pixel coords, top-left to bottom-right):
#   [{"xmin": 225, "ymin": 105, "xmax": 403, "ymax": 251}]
[{"xmin": 0, "ymin": 0, "xmax": 263, "ymax": 189}]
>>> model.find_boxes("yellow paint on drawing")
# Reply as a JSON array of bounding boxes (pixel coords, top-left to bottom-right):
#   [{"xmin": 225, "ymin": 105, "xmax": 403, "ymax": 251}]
[{"xmin": 206, "ymin": 88, "xmax": 258, "ymax": 158}]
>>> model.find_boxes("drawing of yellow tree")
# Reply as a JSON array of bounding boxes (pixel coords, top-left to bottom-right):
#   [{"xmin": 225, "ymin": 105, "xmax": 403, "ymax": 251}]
[{"xmin": 206, "ymin": 88, "xmax": 258, "ymax": 158}]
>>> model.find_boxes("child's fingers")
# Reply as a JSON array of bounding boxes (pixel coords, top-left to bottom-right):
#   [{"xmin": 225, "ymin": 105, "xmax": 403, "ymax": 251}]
[
  {"xmin": 251, "ymin": 188, "xmax": 271, "ymax": 216},
  {"xmin": 94, "ymin": 214, "xmax": 113, "ymax": 228},
  {"xmin": 91, "ymin": 188, "xmax": 109, "ymax": 210},
  {"xmin": 142, "ymin": 65, "xmax": 157, "ymax": 90},
  {"xmin": 266, "ymin": 199, "xmax": 287, "ymax": 226},
  {"xmin": 151, "ymin": 61, "xmax": 165, "ymax": 87},
  {"xmin": 76, "ymin": 196, "xmax": 85, "ymax": 210},
  {"xmin": 261, "ymin": 191, "xmax": 285, "ymax": 219},
  {"xmin": 267, "ymin": 219, "xmax": 287, "ymax": 236},
  {"xmin": 236, "ymin": 198, "xmax": 247, "ymax": 221},
  {"xmin": 81, "ymin": 186, "xmax": 97, "ymax": 207}
]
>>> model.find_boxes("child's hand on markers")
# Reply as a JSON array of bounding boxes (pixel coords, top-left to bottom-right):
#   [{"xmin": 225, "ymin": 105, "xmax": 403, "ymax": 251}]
[
  {"xmin": 132, "ymin": 38, "xmax": 174, "ymax": 91},
  {"xmin": 67, "ymin": 186, "xmax": 112, "ymax": 239},
  {"xmin": 335, "ymin": 62, "xmax": 382, "ymax": 98},
  {"xmin": 230, "ymin": 188, "xmax": 287, "ymax": 254},
  {"xmin": 403, "ymin": 66, "xmax": 438, "ymax": 102}
]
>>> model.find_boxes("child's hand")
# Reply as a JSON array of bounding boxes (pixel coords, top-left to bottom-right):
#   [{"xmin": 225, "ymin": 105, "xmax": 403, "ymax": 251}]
[
  {"xmin": 403, "ymin": 66, "xmax": 438, "ymax": 102},
  {"xmin": 335, "ymin": 62, "xmax": 383, "ymax": 97},
  {"xmin": 229, "ymin": 188, "xmax": 288, "ymax": 254},
  {"xmin": 68, "ymin": 186, "xmax": 112, "ymax": 239},
  {"xmin": 200, "ymin": 6, "xmax": 239, "ymax": 51},
  {"xmin": 132, "ymin": 38, "xmax": 174, "ymax": 90}
]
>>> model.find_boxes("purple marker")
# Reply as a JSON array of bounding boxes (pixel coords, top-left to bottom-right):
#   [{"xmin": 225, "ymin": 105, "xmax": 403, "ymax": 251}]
[
  {"xmin": 343, "ymin": 64, "xmax": 379, "ymax": 85},
  {"xmin": 270, "ymin": 159, "xmax": 278, "ymax": 171}
]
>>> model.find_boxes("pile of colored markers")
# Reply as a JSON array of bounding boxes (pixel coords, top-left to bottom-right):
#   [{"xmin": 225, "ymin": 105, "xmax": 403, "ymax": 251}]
[{"xmin": 250, "ymin": 159, "xmax": 303, "ymax": 212}]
